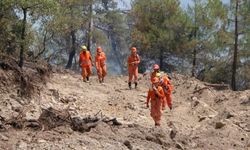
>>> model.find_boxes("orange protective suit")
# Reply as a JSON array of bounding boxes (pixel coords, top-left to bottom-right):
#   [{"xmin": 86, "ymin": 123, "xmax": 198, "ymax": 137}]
[
  {"xmin": 160, "ymin": 75, "xmax": 173, "ymax": 109},
  {"xmin": 150, "ymin": 64, "xmax": 160, "ymax": 82},
  {"xmin": 95, "ymin": 52, "xmax": 107, "ymax": 82},
  {"xmin": 151, "ymin": 71, "xmax": 158, "ymax": 83},
  {"xmin": 146, "ymin": 86, "xmax": 165, "ymax": 126},
  {"xmin": 127, "ymin": 54, "xmax": 140, "ymax": 83},
  {"xmin": 79, "ymin": 51, "xmax": 92, "ymax": 81}
]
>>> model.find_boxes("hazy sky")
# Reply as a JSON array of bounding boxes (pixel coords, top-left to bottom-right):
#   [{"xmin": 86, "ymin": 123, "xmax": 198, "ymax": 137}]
[{"xmin": 117, "ymin": 0, "xmax": 230, "ymax": 10}]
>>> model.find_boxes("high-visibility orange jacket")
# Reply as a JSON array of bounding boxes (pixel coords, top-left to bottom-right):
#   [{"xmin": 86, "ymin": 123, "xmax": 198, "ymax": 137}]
[
  {"xmin": 160, "ymin": 75, "xmax": 173, "ymax": 94},
  {"xmin": 127, "ymin": 54, "xmax": 140, "ymax": 82},
  {"xmin": 95, "ymin": 52, "xmax": 106, "ymax": 69},
  {"xmin": 79, "ymin": 51, "xmax": 92, "ymax": 67},
  {"xmin": 150, "ymin": 71, "xmax": 158, "ymax": 83},
  {"xmin": 146, "ymin": 86, "xmax": 165, "ymax": 107},
  {"xmin": 127, "ymin": 54, "xmax": 140, "ymax": 67},
  {"xmin": 160, "ymin": 75, "xmax": 173, "ymax": 109},
  {"xmin": 146, "ymin": 86, "xmax": 166, "ymax": 125}
]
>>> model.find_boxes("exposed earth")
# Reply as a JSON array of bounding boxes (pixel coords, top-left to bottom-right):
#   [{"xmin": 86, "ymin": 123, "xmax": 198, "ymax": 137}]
[{"xmin": 0, "ymin": 61, "xmax": 249, "ymax": 150}]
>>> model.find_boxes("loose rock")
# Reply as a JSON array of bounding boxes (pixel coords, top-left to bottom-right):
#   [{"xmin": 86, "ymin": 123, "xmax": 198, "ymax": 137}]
[
  {"xmin": 124, "ymin": 140, "xmax": 133, "ymax": 150},
  {"xmin": 215, "ymin": 121, "xmax": 226, "ymax": 129}
]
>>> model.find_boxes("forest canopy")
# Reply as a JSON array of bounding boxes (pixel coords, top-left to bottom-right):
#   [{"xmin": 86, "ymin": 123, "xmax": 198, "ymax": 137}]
[{"xmin": 0, "ymin": 0, "xmax": 249, "ymax": 90}]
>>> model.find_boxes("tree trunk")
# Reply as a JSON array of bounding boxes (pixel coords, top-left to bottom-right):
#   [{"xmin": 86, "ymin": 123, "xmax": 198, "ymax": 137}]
[
  {"xmin": 192, "ymin": 0, "xmax": 198, "ymax": 77},
  {"xmin": 87, "ymin": 0, "xmax": 93, "ymax": 51},
  {"xmin": 231, "ymin": 0, "xmax": 239, "ymax": 91},
  {"xmin": 66, "ymin": 5, "xmax": 77, "ymax": 69},
  {"xmin": 65, "ymin": 29, "xmax": 76, "ymax": 69},
  {"xmin": 192, "ymin": 47, "xmax": 197, "ymax": 77},
  {"xmin": 35, "ymin": 30, "xmax": 47, "ymax": 59},
  {"xmin": 73, "ymin": 54, "xmax": 77, "ymax": 70},
  {"xmin": 19, "ymin": 8, "xmax": 27, "ymax": 68}
]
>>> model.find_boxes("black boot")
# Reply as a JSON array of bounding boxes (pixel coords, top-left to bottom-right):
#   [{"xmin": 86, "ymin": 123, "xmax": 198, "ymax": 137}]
[
  {"xmin": 86, "ymin": 76, "xmax": 89, "ymax": 82},
  {"xmin": 128, "ymin": 82, "xmax": 132, "ymax": 89},
  {"xmin": 135, "ymin": 82, "xmax": 138, "ymax": 89},
  {"xmin": 169, "ymin": 105, "xmax": 172, "ymax": 110}
]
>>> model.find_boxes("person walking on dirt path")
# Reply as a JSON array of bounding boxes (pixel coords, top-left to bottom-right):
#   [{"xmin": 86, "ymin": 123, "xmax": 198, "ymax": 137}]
[
  {"xmin": 156, "ymin": 73, "xmax": 173, "ymax": 110},
  {"xmin": 150, "ymin": 64, "xmax": 160, "ymax": 83},
  {"xmin": 127, "ymin": 47, "xmax": 140, "ymax": 89},
  {"xmin": 146, "ymin": 77, "xmax": 166, "ymax": 126},
  {"xmin": 143, "ymin": 64, "xmax": 160, "ymax": 82},
  {"xmin": 79, "ymin": 45, "xmax": 94, "ymax": 82},
  {"xmin": 143, "ymin": 64, "xmax": 160, "ymax": 90},
  {"xmin": 95, "ymin": 46, "xmax": 107, "ymax": 84}
]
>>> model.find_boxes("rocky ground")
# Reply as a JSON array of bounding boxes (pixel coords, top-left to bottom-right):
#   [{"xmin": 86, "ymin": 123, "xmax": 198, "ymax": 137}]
[{"xmin": 0, "ymin": 65, "xmax": 249, "ymax": 150}]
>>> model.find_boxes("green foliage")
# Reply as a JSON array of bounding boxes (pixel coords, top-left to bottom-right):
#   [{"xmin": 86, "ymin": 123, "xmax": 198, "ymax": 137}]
[
  {"xmin": 0, "ymin": 0, "xmax": 17, "ymax": 54},
  {"xmin": 1, "ymin": 0, "xmax": 250, "ymax": 89},
  {"xmin": 131, "ymin": 0, "xmax": 190, "ymax": 57}
]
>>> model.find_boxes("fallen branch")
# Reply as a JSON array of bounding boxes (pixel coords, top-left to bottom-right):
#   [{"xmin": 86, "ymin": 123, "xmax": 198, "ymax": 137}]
[{"xmin": 204, "ymin": 83, "xmax": 230, "ymax": 90}]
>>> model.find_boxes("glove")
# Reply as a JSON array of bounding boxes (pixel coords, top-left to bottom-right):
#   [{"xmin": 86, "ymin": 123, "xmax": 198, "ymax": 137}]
[{"xmin": 153, "ymin": 86, "xmax": 157, "ymax": 91}]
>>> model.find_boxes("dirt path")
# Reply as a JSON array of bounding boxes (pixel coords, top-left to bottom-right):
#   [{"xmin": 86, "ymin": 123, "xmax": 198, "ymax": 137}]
[{"xmin": 0, "ymin": 71, "xmax": 249, "ymax": 150}]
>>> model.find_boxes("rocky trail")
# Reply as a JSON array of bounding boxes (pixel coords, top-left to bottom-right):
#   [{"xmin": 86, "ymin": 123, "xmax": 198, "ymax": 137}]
[{"xmin": 0, "ymin": 65, "xmax": 249, "ymax": 150}]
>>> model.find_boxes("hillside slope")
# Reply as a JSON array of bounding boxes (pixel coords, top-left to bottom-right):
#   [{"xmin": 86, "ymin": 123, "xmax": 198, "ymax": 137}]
[{"xmin": 0, "ymin": 68, "xmax": 249, "ymax": 150}]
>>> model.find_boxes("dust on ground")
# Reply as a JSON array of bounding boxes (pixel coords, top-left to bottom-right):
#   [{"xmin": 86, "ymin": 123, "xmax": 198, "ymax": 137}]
[{"xmin": 0, "ymin": 65, "xmax": 249, "ymax": 150}]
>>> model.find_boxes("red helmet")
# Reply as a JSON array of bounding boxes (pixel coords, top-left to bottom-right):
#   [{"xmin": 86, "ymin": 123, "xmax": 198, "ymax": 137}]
[
  {"xmin": 153, "ymin": 64, "xmax": 159, "ymax": 70},
  {"xmin": 97, "ymin": 47, "xmax": 102, "ymax": 52},
  {"xmin": 131, "ymin": 47, "xmax": 137, "ymax": 52},
  {"xmin": 152, "ymin": 77, "xmax": 159, "ymax": 83}
]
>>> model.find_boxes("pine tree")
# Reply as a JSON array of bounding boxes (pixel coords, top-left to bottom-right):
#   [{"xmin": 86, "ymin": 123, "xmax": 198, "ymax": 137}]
[
  {"xmin": 187, "ymin": 0, "xmax": 228, "ymax": 77},
  {"xmin": 228, "ymin": 0, "xmax": 250, "ymax": 90},
  {"xmin": 130, "ymin": 0, "xmax": 190, "ymax": 69}
]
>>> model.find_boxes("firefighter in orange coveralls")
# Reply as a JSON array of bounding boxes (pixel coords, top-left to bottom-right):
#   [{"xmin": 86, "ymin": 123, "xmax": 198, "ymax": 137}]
[
  {"xmin": 157, "ymin": 73, "xmax": 173, "ymax": 110},
  {"xmin": 79, "ymin": 45, "xmax": 93, "ymax": 82},
  {"xmin": 127, "ymin": 47, "xmax": 140, "ymax": 89},
  {"xmin": 95, "ymin": 47, "xmax": 107, "ymax": 83},
  {"xmin": 146, "ymin": 77, "xmax": 166, "ymax": 126},
  {"xmin": 150, "ymin": 64, "xmax": 160, "ymax": 83}
]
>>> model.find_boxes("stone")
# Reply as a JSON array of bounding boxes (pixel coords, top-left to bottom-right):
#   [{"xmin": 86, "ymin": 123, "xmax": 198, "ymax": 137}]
[
  {"xmin": 240, "ymin": 95, "xmax": 250, "ymax": 106},
  {"xmin": 25, "ymin": 105, "xmax": 41, "ymax": 120},
  {"xmin": 115, "ymin": 89, "xmax": 122, "ymax": 93},
  {"xmin": 38, "ymin": 139, "xmax": 47, "ymax": 143},
  {"xmin": 124, "ymin": 140, "xmax": 133, "ymax": 150},
  {"xmin": 16, "ymin": 141, "xmax": 27, "ymax": 150},
  {"xmin": 60, "ymin": 96, "xmax": 77, "ymax": 103},
  {"xmin": 170, "ymin": 129, "xmax": 177, "ymax": 139},
  {"xmin": 12, "ymin": 106, "xmax": 22, "ymax": 112},
  {"xmin": 0, "ymin": 134, "xmax": 9, "ymax": 141},
  {"xmin": 198, "ymin": 116, "xmax": 206, "ymax": 122},
  {"xmin": 49, "ymin": 89, "xmax": 60, "ymax": 100},
  {"xmin": 225, "ymin": 112, "xmax": 234, "ymax": 119},
  {"xmin": 192, "ymin": 100, "xmax": 199, "ymax": 107},
  {"xmin": 215, "ymin": 121, "xmax": 226, "ymax": 129},
  {"xmin": 176, "ymin": 142, "xmax": 184, "ymax": 150},
  {"xmin": 192, "ymin": 96, "xmax": 198, "ymax": 101}
]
